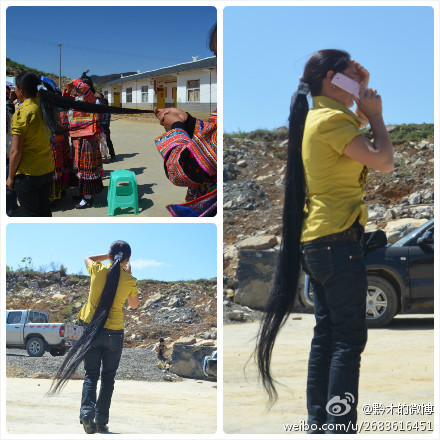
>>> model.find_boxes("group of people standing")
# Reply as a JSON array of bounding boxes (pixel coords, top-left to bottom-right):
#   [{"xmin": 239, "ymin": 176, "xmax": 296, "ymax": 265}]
[
  {"xmin": 6, "ymin": 24, "xmax": 218, "ymax": 218},
  {"xmin": 6, "ymin": 71, "xmax": 116, "ymax": 216},
  {"xmin": 5, "ymin": 67, "xmax": 218, "ymax": 217}
]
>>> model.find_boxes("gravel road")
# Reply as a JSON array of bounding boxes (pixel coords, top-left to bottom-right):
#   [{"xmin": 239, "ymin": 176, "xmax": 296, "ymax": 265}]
[{"xmin": 6, "ymin": 347, "xmax": 167, "ymax": 381}]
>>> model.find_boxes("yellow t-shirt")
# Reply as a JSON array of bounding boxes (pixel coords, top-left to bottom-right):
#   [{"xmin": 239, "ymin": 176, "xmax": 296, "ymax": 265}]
[
  {"xmin": 10, "ymin": 98, "xmax": 54, "ymax": 176},
  {"xmin": 301, "ymin": 96, "xmax": 368, "ymax": 242},
  {"xmin": 78, "ymin": 261, "xmax": 138, "ymax": 330}
]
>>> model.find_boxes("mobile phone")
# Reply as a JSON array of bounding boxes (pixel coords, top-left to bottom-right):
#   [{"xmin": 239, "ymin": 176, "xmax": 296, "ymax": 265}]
[{"xmin": 331, "ymin": 73, "xmax": 361, "ymax": 98}]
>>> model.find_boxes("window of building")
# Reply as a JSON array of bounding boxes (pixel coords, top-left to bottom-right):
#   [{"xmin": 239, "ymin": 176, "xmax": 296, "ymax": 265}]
[
  {"xmin": 126, "ymin": 87, "xmax": 132, "ymax": 103},
  {"xmin": 141, "ymin": 86, "xmax": 148, "ymax": 103},
  {"xmin": 103, "ymin": 91, "xmax": 109, "ymax": 99},
  {"xmin": 187, "ymin": 79, "xmax": 200, "ymax": 102}
]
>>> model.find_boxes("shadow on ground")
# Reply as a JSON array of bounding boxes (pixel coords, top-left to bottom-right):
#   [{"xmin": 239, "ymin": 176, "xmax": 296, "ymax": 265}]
[{"xmin": 370, "ymin": 316, "xmax": 434, "ymax": 332}]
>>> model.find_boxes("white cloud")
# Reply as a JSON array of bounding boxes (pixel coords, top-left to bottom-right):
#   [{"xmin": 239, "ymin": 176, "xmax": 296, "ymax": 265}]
[{"xmin": 130, "ymin": 259, "xmax": 164, "ymax": 269}]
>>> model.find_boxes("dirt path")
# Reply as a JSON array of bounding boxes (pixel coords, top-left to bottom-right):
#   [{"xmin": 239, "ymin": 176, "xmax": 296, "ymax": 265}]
[
  {"xmin": 50, "ymin": 118, "xmax": 187, "ymax": 217},
  {"xmin": 223, "ymin": 314, "xmax": 434, "ymax": 434},
  {"xmin": 5, "ymin": 378, "xmax": 216, "ymax": 435}
]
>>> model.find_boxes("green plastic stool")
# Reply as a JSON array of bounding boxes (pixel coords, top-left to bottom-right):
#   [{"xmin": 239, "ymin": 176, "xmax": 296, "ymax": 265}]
[{"xmin": 107, "ymin": 170, "xmax": 139, "ymax": 215}]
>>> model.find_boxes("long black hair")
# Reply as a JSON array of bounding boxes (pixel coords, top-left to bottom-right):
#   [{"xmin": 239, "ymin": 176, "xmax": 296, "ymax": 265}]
[
  {"xmin": 255, "ymin": 49, "xmax": 351, "ymax": 403},
  {"xmin": 48, "ymin": 241, "xmax": 132, "ymax": 395},
  {"xmin": 15, "ymin": 71, "xmax": 154, "ymax": 135}
]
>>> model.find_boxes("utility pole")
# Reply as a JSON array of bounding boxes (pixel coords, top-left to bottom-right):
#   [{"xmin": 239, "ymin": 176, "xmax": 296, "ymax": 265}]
[{"xmin": 57, "ymin": 44, "xmax": 62, "ymax": 88}]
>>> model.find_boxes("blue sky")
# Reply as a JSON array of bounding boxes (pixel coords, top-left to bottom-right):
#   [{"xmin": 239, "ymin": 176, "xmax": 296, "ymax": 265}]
[
  {"xmin": 224, "ymin": 6, "xmax": 434, "ymax": 132},
  {"xmin": 6, "ymin": 223, "xmax": 217, "ymax": 281},
  {"xmin": 6, "ymin": 6, "xmax": 216, "ymax": 79}
]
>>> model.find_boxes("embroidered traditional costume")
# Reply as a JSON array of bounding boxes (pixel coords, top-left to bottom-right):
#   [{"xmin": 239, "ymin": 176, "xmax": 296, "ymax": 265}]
[
  {"xmin": 155, "ymin": 110, "xmax": 217, "ymax": 217},
  {"xmin": 63, "ymin": 79, "xmax": 103, "ymax": 197}
]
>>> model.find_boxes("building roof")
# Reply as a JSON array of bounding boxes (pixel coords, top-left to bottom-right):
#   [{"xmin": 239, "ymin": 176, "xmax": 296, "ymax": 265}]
[{"xmin": 102, "ymin": 56, "xmax": 216, "ymax": 87}]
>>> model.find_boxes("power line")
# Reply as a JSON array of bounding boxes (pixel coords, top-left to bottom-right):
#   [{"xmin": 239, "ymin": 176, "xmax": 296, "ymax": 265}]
[{"xmin": 7, "ymin": 33, "xmax": 189, "ymax": 63}]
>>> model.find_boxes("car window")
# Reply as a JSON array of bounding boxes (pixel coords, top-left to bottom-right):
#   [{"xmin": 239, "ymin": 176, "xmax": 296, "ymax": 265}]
[
  {"xmin": 39, "ymin": 313, "xmax": 49, "ymax": 323},
  {"xmin": 29, "ymin": 312, "xmax": 47, "ymax": 323},
  {"xmin": 7, "ymin": 312, "xmax": 22, "ymax": 324},
  {"xmin": 393, "ymin": 220, "xmax": 434, "ymax": 247}
]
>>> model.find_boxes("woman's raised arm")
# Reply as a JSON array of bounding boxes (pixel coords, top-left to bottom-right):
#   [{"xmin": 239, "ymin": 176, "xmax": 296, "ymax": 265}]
[
  {"xmin": 84, "ymin": 254, "xmax": 110, "ymax": 268},
  {"xmin": 344, "ymin": 86, "xmax": 394, "ymax": 172}
]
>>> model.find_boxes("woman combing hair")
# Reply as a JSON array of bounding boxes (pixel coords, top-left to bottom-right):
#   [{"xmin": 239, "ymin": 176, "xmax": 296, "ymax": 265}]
[
  {"xmin": 49, "ymin": 240, "xmax": 140, "ymax": 434},
  {"xmin": 256, "ymin": 49, "xmax": 393, "ymax": 434}
]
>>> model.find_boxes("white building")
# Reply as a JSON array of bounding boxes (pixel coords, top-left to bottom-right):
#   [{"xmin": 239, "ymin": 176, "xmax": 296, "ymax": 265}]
[{"xmin": 101, "ymin": 56, "xmax": 216, "ymax": 118}]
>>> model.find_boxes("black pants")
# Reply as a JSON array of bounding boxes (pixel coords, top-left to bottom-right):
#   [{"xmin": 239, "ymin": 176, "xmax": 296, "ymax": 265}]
[
  {"xmin": 14, "ymin": 173, "xmax": 53, "ymax": 217},
  {"xmin": 301, "ymin": 239, "xmax": 368, "ymax": 434},
  {"xmin": 80, "ymin": 329, "xmax": 124, "ymax": 425},
  {"xmin": 103, "ymin": 126, "xmax": 115, "ymax": 158}
]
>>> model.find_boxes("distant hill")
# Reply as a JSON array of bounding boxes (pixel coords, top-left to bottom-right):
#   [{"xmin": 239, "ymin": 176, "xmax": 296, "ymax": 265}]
[{"xmin": 6, "ymin": 58, "xmax": 68, "ymax": 86}]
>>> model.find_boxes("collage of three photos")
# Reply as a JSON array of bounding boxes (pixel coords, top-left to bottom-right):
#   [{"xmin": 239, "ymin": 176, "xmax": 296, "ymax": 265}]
[{"xmin": 3, "ymin": 3, "xmax": 437, "ymax": 438}]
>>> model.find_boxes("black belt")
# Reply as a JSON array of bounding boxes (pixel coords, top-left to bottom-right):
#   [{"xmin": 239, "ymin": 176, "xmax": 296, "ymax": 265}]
[
  {"xmin": 80, "ymin": 322, "xmax": 123, "ymax": 334},
  {"xmin": 302, "ymin": 221, "xmax": 364, "ymax": 246}
]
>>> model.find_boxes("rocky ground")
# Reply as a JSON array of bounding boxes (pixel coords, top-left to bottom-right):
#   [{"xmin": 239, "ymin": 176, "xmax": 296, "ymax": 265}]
[
  {"xmin": 6, "ymin": 347, "xmax": 169, "ymax": 382},
  {"xmin": 223, "ymin": 125, "xmax": 434, "ymax": 318},
  {"xmin": 6, "ymin": 272, "xmax": 217, "ymax": 350}
]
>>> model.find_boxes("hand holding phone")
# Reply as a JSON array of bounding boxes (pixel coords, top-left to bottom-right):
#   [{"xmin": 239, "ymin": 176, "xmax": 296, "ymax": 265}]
[{"xmin": 331, "ymin": 73, "xmax": 362, "ymax": 98}]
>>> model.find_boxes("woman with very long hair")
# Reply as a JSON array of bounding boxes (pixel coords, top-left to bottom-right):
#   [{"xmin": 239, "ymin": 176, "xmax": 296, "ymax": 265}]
[
  {"xmin": 49, "ymin": 240, "xmax": 139, "ymax": 434},
  {"xmin": 7, "ymin": 71, "xmax": 54, "ymax": 216},
  {"xmin": 256, "ymin": 49, "xmax": 393, "ymax": 434}
]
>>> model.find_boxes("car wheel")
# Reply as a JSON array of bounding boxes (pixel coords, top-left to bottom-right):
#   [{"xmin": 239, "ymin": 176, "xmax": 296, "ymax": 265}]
[
  {"xmin": 26, "ymin": 337, "xmax": 46, "ymax": 357},
  {"xmin": 366, "ymin": 275, "xmax": 399, "ymax": 328}
]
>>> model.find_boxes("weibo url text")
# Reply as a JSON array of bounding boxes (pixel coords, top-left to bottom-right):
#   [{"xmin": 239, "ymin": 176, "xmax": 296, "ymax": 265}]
[{"xmin": 283, "ymin": 420, "xmax": 434, "ymax": 433}]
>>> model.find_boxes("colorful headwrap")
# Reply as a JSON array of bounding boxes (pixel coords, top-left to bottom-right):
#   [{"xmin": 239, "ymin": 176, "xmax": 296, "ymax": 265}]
[{"xmin": 41, "ymin": 76, "xmax": 61, "ymax": 93}]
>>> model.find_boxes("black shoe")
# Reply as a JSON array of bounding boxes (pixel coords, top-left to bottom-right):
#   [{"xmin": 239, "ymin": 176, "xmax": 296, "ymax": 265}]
[
  {"xmin": 72, "ymin": 195, "xmax": 82, "ymax": 201},
  {"xmin": 80, "ymin": 417, "xmax": 97, "ymax": 434},
  {"xmin": 75, "ymin": 198, "xmax": 93, "ymax": 209},
  {"xmin": 96, "ymin": 424, "xmax": 109, "ymax": 433}
]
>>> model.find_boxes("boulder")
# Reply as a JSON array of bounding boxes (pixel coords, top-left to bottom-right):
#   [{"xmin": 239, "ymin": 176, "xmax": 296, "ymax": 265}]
[
  {"xmin": 234, "ymin": 248, "xmax": 278, "ymax": 309},
  {"xmin": 173, "ymin": 337, "xmax": 196, "ymax": 345},
  {"xmin": 236, "ymin": 235, "xmax": 278, "ymax": 251},
  {"xmin": 27, "ymin": 281, "xmax": 40, "ymax": 290},
  {"xmin": 142, "ymin": 293, "xmax": 163, "ymax": 309},
  {"xmin": 170, "ymin": 344, "xmax": 216, "ymax": 381},
  {"xmin": 227, "ymin": 310, "xmax": 246, "ymax": 321},
  {"xmin": 168, "ymin": 296, "xmax": 184, "ymax": 307},
  {"xmin": 408, "ymin": 191, "xmax": 422, "ymax": 205}
]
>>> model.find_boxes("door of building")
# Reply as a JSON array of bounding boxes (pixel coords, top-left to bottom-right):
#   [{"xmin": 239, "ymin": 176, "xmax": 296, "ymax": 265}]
[
  {"xmin": 113, "ymin": 92, "xmax": 121, "ymax": 107},
  {"xmin": 157, "ymin": 85, "xmax": 165, "ymax": 109}
]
